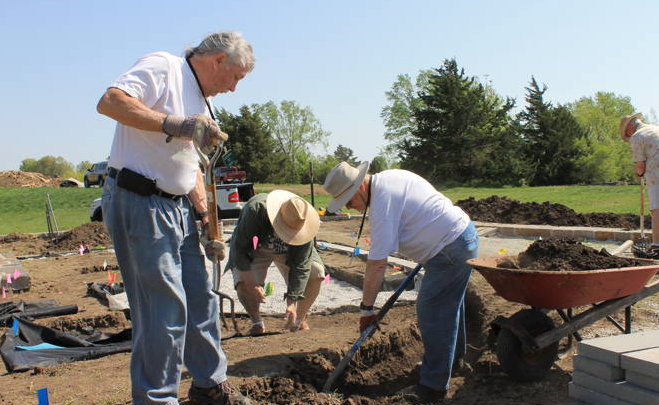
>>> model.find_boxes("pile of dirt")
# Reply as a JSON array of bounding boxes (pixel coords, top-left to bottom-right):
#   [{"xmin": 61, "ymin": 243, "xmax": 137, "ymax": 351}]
[
  {"xmin": 0, "ymin": 171, "xmax": 59, "ymax": 187},
  {"xmin": 499, "ymin": 238, "xmax": 647, "ymax": 271},
  {"xmin": 457, "ymin": 195, "xmax": 650, "ymax": 229},
  {"xmin": 46, "ymin": 222, "xmax": 111, "ymax": 252}
]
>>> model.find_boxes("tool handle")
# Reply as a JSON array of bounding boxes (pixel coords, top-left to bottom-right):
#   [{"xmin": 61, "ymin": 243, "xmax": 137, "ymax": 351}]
[
  {"xmin": 641, "ymin": 178, "xmax": 645, "ymax": 235},
  {"xmin": 376, "ymin": 263, "xmax": 422, "ymax": 322}
]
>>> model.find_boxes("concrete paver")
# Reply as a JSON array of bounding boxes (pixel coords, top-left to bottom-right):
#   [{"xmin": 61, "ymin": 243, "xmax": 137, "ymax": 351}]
[{"xmin": 577, "ymin": 330, "xmax": 659, "ymax": 366}]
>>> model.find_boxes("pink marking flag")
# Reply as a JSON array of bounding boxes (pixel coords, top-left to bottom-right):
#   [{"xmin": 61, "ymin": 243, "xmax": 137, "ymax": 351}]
[
  {"xmin": 107, "ymin": 270, "xmax": 112, "ymax": 284},
  {"xmin": 322, "ymin": 273, "xmax": 331, "ymax": 284},
  {"xmin": 78, "ymin": 244, "xmax": 85, "ymax": 255},
  {"xmin": 13, "ymin": 269, "xmax": 21, "ymax": 279},
  {"xmin": 6, "ymin": 273, "xmax": 12, "ymax": 284},
  {"xmin": 112, "ymin": 272, "xmax": 117, "ymax": 283},
  {"xmin": 1, "ymin": 287, "xmax": 5, "ymax": 299},
  {"xmin": 364, "ymin": 237, "xmax": 370, "ymax": 245},
  {"xmin": 252, "ymin": 236, "xmax": 259, "ymax": 250}
]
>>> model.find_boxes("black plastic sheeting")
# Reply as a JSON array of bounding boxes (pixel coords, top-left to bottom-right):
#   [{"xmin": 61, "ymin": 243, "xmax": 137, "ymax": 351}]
[
  {"xmin": 1, "ymin": 317, "xmax": 131, "ymax": 372},
  {"xmin": 0, "ymin": 300, "xmax": 78, "ymax": 327}
]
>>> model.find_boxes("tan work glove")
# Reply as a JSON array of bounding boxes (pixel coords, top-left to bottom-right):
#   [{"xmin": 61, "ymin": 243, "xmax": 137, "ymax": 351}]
[
  {"xmin": 163, "ymin": 114, "xmax": 228, "ymax": 154},
  {"xmin": 196, "ymin": 220, "xmax": 226, "ymax": 261}
]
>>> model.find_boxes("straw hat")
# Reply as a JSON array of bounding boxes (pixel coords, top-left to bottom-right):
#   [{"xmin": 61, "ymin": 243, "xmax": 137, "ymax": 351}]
[
  {"xmin": 620, "ymin": 113, "xmax": 642, "ymax": 142},
  {"xmin": 266, "ymin": 190, "xmax": 319, "ymax": 245},
  {"xmin": 323, "ymin": 161, "xmax": 370, "ymax": 213}
]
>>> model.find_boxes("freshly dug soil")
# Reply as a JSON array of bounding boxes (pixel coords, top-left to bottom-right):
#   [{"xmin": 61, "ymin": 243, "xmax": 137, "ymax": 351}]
[
  {"xmin": 457, "ymin": 195, "xmax": 651, "ymax": 229},
  {"xmin": 0, "ymin": 170, "xmax": 60, "ymax": 187},
  {"xmin": 499, "ymin": 238, "xmax": 648, "ymax": 271}
]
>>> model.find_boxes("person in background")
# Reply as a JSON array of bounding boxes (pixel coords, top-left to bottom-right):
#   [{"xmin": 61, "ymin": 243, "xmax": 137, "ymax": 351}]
[
  {"xmin": 225, "ymin": 190, "xmax": 324, "ymax": 335},
  {"xmin": 323, "ymin": 161, "xmax": 479, "ymax": 403},
  {"xmin": 620, "ymin": 113, "xmax": 659, "ymax": 257},
  {"xmin": 97, "ymin": 31, "xmax": 254, "ymax": 405}
]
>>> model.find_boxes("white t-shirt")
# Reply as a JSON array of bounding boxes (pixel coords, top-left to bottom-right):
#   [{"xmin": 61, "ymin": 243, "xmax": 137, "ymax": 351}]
[
  {"xmin": 367, "ymin": 170, "xmax": 470, "ymax": 263},
  {"xmin": 107, "ymin": 51, "xmax": 212, "ymax": 195}
]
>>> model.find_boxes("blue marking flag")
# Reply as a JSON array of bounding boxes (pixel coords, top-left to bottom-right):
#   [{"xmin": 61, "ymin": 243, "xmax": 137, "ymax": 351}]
[{"xmin": 37, "ymin": 388, "xmax": 49, "ymax": 405}]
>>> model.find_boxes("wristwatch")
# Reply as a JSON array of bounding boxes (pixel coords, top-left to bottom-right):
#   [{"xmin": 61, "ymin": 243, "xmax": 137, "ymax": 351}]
[{"xmin": 359, "ymin": 302, "xmax": 374, "ymax": 311}]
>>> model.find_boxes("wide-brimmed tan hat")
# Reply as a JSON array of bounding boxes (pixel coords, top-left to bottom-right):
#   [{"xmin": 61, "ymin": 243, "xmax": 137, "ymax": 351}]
[
  {"xmin": 323, "ymin": 161, "xmax": 370, "ymax": 213},
  {"xmin": 266, "ymin": 190, "xmax": 319, "ymax": 245},
  {"xmin": 620, "ymin": 113, "xmax": 642, "ymax": 142}
]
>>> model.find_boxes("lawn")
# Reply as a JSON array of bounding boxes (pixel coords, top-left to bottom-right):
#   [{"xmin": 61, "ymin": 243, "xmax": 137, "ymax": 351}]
[{"xmin": 0, "ymin": 184, "xmax": 647, "ymax": 234}]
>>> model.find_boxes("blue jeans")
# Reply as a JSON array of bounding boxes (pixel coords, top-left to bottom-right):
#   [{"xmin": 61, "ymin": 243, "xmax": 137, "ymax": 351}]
[
  {"xmin": 417, "ymin": 221, "xmax": 478, "ymax": 391},
  {"xmin": 102, "ymin": 176, "xmax": 226, "ymax": 405}
]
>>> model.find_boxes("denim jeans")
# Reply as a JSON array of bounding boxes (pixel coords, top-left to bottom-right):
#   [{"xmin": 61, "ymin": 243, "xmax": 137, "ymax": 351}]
[
  {"xmin": 102, "ymin": 176, "xmax": 226, "ymax": 405},
  {"xmin": 417, "ymin": 221, "xmax": 479, "ymax": 391}
]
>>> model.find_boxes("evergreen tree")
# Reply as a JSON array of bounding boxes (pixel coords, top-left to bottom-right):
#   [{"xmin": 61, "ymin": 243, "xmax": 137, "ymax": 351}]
[
  {"xmin": 332, "ymin": 144, "xmax": 359, "ymax": 166},
  {"xmin": 402, "ymin": 59, "xmax": 523, "ymax": 185},
  {"xmin": 518, "ymin": 78, "xmax": 587, "ymax": 185}
]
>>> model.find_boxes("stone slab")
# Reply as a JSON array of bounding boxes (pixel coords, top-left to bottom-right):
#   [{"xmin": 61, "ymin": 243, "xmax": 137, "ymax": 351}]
[
  {"xmin": 621, "ymin": 347, "xmax": 659, "ymax": 378},
  {"xmin": 569, "ymin": 382, "xmax": 638, "ymax": 405},
  {"xmin": 573, "ymin": 354, "xmax": 624, "ymax": 381},
  {"xmin": 577, "ymin": 330, "xmax": 659, "ymax": 367},
  {"xmin": 573, "ymin": 370, "xmax": 659, "ymax": 405},
  {"xmin": 626, "ymin": 370, "xmax": 659, "ymax": 393}
]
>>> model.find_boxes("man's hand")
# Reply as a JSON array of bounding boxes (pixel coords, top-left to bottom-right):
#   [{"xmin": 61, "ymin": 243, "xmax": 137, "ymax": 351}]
[
  {"xmin": 162, "ymin": 114, "xmax": 228, "ymax": 154},
  {"xmin": 197, "ymin": 221, "xmax": 225, "ymax": 261},
  {"xmin": 359, "ymin": 309, "xmax": 378, "ymax": 333},
  {"xmin": 285, "ymin": 298, "xmax": 297, "ymax": 330}
]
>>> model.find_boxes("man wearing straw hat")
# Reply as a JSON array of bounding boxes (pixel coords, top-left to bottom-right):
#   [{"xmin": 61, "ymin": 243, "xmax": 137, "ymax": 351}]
[
  {"xmin": 621, "ymin": 113, "xmax": 659, "ymax": 255},
  {"xmin": 225, "ymin": 190, "xmax": 325, "ymax": 335},
  {"xmin": 322, "ymin": 161, "xmax": 479, "ymax": 402}
]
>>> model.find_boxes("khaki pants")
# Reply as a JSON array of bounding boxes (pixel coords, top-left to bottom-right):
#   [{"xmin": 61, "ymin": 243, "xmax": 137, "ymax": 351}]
[{"xmin": 231, "ymin": 247, "xmax": 325, "ymax": 288}]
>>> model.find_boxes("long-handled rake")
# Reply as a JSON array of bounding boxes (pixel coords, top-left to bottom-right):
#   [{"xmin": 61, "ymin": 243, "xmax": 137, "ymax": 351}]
[{"xmin": 632, "ymin": 177, "xmax": 652, "ymax": 258}]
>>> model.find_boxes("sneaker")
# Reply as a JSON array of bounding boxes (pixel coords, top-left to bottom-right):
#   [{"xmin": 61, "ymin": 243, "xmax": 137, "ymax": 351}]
[
  {"xmin": 188, "ymin": 380, "xmax": 251, "ymax": 405},
  {"xmin": 248, "ymin": 322, "xmax": 265, "ymax": 336},
  {"xmin": 415, "ymin": 384, "xmax": 447, "ymax": 403}
]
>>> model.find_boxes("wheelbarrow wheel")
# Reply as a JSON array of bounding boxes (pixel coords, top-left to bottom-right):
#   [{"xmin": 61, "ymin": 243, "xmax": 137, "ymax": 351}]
[{"xmin": 496, "ymin": 309, "xmax": 558, "ymax": 382}]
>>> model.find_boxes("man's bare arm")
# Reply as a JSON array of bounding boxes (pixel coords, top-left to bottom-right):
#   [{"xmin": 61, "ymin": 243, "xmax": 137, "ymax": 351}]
[{"xmin": 97, "ymin": 87, "xmax": 166, "ymax": 132}]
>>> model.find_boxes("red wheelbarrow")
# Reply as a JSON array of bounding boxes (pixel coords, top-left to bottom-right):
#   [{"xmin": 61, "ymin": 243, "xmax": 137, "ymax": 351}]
[{"xmin": 466, "ymin": 256, "xmax": 659, "ymax": 382}]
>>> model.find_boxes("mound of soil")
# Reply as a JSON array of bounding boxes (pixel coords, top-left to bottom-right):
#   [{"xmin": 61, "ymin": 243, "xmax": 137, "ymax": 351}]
[
  {"xmin": 0, "ymin": 170, "xmax": 59, "ymax": 187},
  {"xmin": 457, "ymin": 195, "xmax": 650, "ymax": 229},
  {"xmin": 46, "ymin": 222, "xmax": 111, "ymax": 252},
  {"xmin": 499, "ymin": 238, "xmax": 647, "ymax": 271}
]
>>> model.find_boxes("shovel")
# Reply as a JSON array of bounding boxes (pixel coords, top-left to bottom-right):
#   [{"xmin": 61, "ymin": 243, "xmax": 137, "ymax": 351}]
[
  {"xmin": 193, "ymin": 118, "xmax": 240, "ymax": 336},
  {"xmin": 633, "ymin": 178, "xmax": 652, "ymax": 257},
  {"xmin": 322, "ymin": 263, "xmax": 422, "ymax": 393}
]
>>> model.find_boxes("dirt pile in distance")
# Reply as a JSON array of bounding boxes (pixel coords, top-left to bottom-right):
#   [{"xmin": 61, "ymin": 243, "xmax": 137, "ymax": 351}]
[
  {"xmin": 47, "ymin": 222, "xmax": 112, "ymax": 252},
  {"xmin": 0, "ymin": 171, "xmax": 60, "ymax": 187},
  {"xmin": 499, "ymin": 238, "xmax": 647, "ymax": 271},
  {"xmin": 457, "ymin": 195, "xmax": 648, "ymax": 229}
]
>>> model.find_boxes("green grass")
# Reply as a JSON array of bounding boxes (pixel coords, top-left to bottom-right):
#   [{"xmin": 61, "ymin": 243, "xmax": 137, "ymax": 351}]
[{"xmin": 0, "ymin": 183, "xmax": 647, "ymax": 234}]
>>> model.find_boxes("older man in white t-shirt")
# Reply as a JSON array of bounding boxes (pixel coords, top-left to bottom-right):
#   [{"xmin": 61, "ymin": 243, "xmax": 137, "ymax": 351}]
[
  {"xmin": 97, "ymin": 32, "xmax": 253, "ymax": 405},
  {"xmin": 323, "ymin": 162, "xmax": 479, "ymax": 402}
]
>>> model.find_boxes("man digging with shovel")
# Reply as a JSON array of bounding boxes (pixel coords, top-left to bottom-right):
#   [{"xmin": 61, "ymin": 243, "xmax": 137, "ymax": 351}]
[
  {"xmin": 97, "ymin": 32, "xmax": 254, "ymax": 405},
  {"xmin": 323, "ymin": 162, "xmax": 479, "ymax": 403},
  {"xmin": 621, "ymin": 113, "xmax": 659, "ymax": 258}
]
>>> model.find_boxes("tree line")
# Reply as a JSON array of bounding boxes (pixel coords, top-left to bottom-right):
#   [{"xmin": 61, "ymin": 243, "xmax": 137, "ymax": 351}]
[
  {"xmin": 382, "ymin": 58, "xmax": 643, "ymax": 186},
  {"xmin": 19, "ymin": 59, "xmax": 644, "ymax": 186}
]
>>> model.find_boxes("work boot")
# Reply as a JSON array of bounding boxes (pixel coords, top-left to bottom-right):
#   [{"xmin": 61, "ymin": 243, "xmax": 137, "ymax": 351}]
[
  {"xmin": 415, "ymin": 384, "xmax": 447, "ymax": 403},
  {"xmin": 188, "ymin": 380, "xmax": 251, "ymax": 405}
]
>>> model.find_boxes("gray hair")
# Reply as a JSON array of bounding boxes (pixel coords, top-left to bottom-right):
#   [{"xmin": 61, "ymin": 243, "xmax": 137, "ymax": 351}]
[{"xmin": 185, "ymin": 31, "xmax": 255, "ymax": 72}]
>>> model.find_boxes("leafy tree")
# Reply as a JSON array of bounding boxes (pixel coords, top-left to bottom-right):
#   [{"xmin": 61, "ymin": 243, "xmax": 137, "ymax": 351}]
[
  {"xmin": 255, "ymin": 100, "xmax": 330, "ymax": 179},
  {"xmin": 380, "ymin": 70, "xmax": 432, "ymax": 156},
  {"xmin": 303, "ymin": 154, "xmax": 339, "ymax": 185},
  {"xmin": 567, "ymin": 92, "xmax": 637, "ymax": 183},
  {"xmin": 402, "ymin": 59, "xmax": 523, "ymax": 186},
  {"xmin": 368, "ymin": 155, "xmax": 388, "ymax": 174},
  {"xmin": 518, "ymin": 78, "xmax": 587, "ymax": 185},
  {"xmin": 19, "ymin": 156, "xmax": 74, "ymax": 177},
  {"xmin": 215, "ymin": 106, "xmax": 289, "ymax": 183},
  {"xmin": 333, "ymin": 144, "xmax": 359, "ymax": 166},
  {"xmin": 76, "ymin": 161, "xmax": 92, "ymax": 172}
]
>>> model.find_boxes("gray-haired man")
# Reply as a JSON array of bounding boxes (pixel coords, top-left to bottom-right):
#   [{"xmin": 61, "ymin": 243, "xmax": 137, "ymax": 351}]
[{"xmin": 97, "ymin": 32, "xmax": 254, "ymax": 405}]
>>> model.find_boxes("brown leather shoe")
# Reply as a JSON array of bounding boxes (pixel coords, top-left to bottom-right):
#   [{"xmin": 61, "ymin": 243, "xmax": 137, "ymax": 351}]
[
  {"xmin": 415, "ymin": 384, "xmax": 447, "ymax": 403},
  {"xmin": 188, "ymin": 380, "xmax": 252, "ymax": 405}
]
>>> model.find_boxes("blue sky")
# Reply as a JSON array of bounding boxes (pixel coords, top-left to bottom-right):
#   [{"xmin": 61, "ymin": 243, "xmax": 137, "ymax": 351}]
[{"xmin": 2, "ymin": 0, "xmax": 658, "ymax": 171}]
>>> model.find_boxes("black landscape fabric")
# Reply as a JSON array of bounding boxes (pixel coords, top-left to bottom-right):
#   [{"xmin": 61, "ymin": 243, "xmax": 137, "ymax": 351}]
[{"xmin": 1, "ymin": 317, "xmax": 131, "ymax": 372}]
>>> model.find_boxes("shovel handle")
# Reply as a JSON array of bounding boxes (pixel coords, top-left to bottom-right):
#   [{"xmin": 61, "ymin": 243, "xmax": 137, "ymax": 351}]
[{"xmin": 641, "ymin": 178, "xmax": 645, "ymax": 236}]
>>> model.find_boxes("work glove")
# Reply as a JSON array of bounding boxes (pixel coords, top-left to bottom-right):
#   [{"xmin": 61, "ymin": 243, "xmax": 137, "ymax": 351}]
[
  {"xmin": 359, "ymin": 309, "xmax": 378, "ymax": 333},
  {"xmin": 197, "ymin": 220, "xmax": 226, "ymax": 261},
  {"xmin": 162, "ymin": 114, "xmax": 228, "ymax": 154}
]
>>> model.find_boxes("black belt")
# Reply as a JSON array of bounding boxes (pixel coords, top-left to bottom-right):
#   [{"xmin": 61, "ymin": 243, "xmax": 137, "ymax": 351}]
[{"xmin": 108, "ymin": 167, "xmax": 184, "ymax": 201}]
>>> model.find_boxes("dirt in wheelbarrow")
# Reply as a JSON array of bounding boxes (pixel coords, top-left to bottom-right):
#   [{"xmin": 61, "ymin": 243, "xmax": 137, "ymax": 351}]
[
  {"xmin": 457, "ymin": 195, "xmax": 651, "ymax": 229},
  {"xmin": 498, "ymin": 238, "xmax": 648, "ymax": 271}
]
